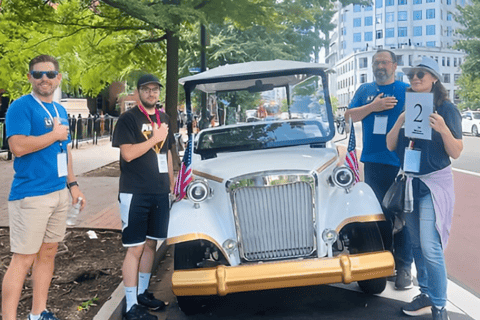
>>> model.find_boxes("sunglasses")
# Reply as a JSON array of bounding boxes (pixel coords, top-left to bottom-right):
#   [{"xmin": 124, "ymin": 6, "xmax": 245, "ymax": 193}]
[
  {"xmin": 30, "ymin": 71, "xmax": 59, "ymax": 79},
  {"xmin": 407, "ymin": 71, "xmax": 425, "ymax": 80}
]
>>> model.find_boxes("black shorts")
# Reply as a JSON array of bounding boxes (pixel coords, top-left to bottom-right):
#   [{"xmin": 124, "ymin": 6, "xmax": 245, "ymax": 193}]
[{"xmin": 118, "ymin": 193, "xmax": 170, "ymax": 247}]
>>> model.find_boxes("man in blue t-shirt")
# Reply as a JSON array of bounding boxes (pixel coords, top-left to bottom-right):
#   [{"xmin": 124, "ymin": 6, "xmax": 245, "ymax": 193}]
[
  {"xmin": 2, "ymin": 55, "xmax": 86, "ymax": 320},
  {"xmin": 345, "ymin": 49, "xmax": 413, "ymax": 290}
]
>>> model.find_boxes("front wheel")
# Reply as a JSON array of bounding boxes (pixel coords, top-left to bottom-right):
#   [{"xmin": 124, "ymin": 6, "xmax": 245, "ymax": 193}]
[
  {"xmin": 472, "ymin": 125, "xmax": 478, "ymax": 136},
  {"xmin": 350, "ymin": 223, "xmax": 388, "ymax": 295}
]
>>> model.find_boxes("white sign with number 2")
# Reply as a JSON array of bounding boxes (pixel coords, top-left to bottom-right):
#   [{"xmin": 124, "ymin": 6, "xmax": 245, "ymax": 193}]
[{"xmin": 405, "ymin": 92, "xmax": 433, "ymax": 140}]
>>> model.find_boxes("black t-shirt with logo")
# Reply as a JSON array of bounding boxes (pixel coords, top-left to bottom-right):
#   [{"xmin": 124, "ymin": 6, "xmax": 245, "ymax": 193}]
[{"xmin": 112, "ymin": 107, "xmax": 174, "ymax": 194}]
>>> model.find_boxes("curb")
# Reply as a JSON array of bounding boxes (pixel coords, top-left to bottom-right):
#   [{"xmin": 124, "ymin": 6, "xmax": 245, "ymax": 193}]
[{"xmin": 93, "ymin": 240, "xmax": 169, "ymax": 320}]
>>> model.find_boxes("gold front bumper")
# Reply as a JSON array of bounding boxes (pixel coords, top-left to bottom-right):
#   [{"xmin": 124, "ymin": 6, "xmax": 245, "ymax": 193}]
[{"xmin": 172, "ymin": 251, "xmax": 394, "ymax": 296}]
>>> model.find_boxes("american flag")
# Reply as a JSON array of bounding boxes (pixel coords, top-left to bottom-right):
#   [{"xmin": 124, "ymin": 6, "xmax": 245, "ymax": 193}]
[
  {"xmin": 174, "ymin": 134, "xmax": 193, "ymax": 200},
  {"xmin": 344, "ymin": 121, "xmax": 360, "ymax": 183}
]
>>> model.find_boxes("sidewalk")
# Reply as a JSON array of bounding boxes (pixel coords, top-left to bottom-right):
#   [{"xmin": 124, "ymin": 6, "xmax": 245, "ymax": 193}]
[{"xmin": 0, "ymin": 138, "xmax": 121, "ymax": 230}]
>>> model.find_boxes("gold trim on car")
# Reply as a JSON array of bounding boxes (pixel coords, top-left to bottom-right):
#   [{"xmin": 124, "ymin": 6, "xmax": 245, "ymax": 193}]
[
  {"xmin": 335, "ymin": 214, "xmax": 386, "ymax": 233},
  {"xmin": 172, "ymin": 251, "xmax": 394, "ymax": 296},
  {"xmin": 315, "ymin": 156, "xmax": 337, "ymax": 173},
  {"xmin": 193, "ymin": 170, "xmax": 224, "ymax": 183},
  {"xmin": 166, "ymin": 233, "xmax": 230, "ymax": 263}
]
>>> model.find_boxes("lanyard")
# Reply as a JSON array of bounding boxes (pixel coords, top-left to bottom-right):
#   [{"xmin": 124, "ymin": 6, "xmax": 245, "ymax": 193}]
[
  {"xmin": 30, "ymin": 93, "xmax": 65, "ymax": 151},
  {"xmin": 138, "ymin": 104, "xmax": 161, "ymax": 126},
  {"xmin": 31, "ymin": 93, "xmax": 60, "ymax": 121}
]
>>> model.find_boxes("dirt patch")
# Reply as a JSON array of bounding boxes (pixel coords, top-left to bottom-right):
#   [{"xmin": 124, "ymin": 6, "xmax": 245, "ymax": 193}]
[
  {"xmin": 0, "ymin": 228, "xmax": 126, "ymax": 319},
  {"xmin": 82, "ymin": 161, "xmax": 120, "ymax": 177}
]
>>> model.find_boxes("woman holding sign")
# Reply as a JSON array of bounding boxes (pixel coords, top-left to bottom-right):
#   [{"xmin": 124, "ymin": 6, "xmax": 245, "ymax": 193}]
[{"xmin": 386, "ymin": 56, "xmax": 463, "ymax": 320}]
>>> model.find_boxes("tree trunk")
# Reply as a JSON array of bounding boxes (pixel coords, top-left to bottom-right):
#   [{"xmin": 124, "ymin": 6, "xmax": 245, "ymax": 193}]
[{"xmin": 165, "ymin": 30, "xmax": 181, "ymax": 170}]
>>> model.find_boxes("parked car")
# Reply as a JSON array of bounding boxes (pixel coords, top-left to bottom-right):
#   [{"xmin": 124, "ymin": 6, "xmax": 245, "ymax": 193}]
[
  {"xmin": 461, "ymin": 111, "xmax": 480, "ymax": 136},
  {"xmin": 167, "ymin": 60, "xmax": 394, "ymax": 314}
]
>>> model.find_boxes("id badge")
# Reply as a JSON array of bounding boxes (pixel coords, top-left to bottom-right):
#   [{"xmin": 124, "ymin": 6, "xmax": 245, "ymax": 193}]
[
  {"xmin": 157, "ymin": 153, "xmax": 169, "ymax": 173},
  {"xmin": 404, "ymin": 148, "xmax": 421, "ymax": 173},
  {"xmin": 57, "ymin": 152, "xmax": 68, "ymax": 177},
  {"xmin": 373, "ymin": 115, "xmax": 388, "ymax": 135}
]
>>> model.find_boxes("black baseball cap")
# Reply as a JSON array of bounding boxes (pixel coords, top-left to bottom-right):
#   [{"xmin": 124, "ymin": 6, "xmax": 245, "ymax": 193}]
[{"xmin": 137, "ymin": 74, "xmax": 163, "ymax": 89}]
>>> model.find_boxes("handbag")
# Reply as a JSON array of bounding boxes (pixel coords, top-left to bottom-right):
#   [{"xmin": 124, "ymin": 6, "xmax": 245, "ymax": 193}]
[{"xmin": 382, "ymin": 170, "xmax": 407, "ymax": 214}]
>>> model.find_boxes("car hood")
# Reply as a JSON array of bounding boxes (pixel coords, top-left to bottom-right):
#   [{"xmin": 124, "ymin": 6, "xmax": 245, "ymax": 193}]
[{"xmin": 192, "ymin": 145, "xmax": 338, "ymax": 182}]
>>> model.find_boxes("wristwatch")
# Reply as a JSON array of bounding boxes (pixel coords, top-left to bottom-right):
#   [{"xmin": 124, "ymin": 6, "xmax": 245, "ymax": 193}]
[{"xmin": 67, "ymin": 181, "xmax": 79, "ymax": 189}]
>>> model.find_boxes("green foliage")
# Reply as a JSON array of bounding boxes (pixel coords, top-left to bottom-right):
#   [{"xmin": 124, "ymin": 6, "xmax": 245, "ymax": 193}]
[{"xmin": 77, "ymin": 296, "xmax": 99, "ymax": 311}]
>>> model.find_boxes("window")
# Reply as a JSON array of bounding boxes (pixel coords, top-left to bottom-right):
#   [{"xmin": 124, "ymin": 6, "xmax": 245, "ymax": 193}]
[
  {"xmin": 447, "ymin": 14, "xmax": 452, "ymax": 21},
  {"xmin": 386, "ymin": 12, "xmax": 395, "ymax": 22},
  {"xmin": 360, "ymin": 74, "xmax": 368, "ymax": 84},
  {"xmin": 365, "ymin": 31, "xmax": 373, "ymax": 41},
  {"xmin": 426, "ymin": 0, "xmax": 435, "ymax": 2},
  {"xmin": 342, "ymin": 27, "xmax": 347, "ymax": 35},
  {"xmin": 443, "ymin": 73, "xmax": 450, "ymax": 83},
  {"xmin": 365, "ymin": 16, "xmax": 373, "ymax": 26},
  {"xmin": 386, "ymin": 28, "xmax": 395, "ymax": 38},
  {"xmin": 447, "ymin": 57, "xmax": 450, "ymax": 66},
  {"xmin": 442, "ymin": 57, "xmax": 445, "ymax": 66},
  {"xmin": 413, "ymin": 10, "xmax": 422, "ymax": 20},
  {"xmin": 414, "ymin": 0, "xmax": 422, "ymax": 3},
  {"xmin": 454, "ymin": 58, "xmax": 458, "ymax": 67},
  {"xmin": 365, "ymin": 5, "xmax": 373, "ymax": 11},
  {"xmin": 376, "ymin": 14, "xmax": 382, "ymax": 24},
  {"xmin": 426, "ymin": 25, "xmax": 435, "ymax": 35},
  {"xmin": 354, "ymin": 33, "xmax": 362, "ymax": 42},
  {"xmin": 397, "ymin": 55, "xmax": 404, "ymax": 66},
  {"xmin": 454, "ymin": 74, "xmax": 460, "ymax": 84},
  {"xmin": 398, "ymin": 27, "xmax": 407, "ymax": 37},
  {"xmin": 354, "ymin": 4, "xmax": 362, "ymax": 12},
  {"xmin": 447, "ymin": 0, "xmax": 451, "ymax": 4},
  {"xmin": 359, "ymin": 57, "xmax": 368, "ymax": 68},
  {"xmin": 398, "ymin": 0, "xmax": 407, "ymax": 4},
  {"xmin": 398, "ymin": 11, "xmax": 407, "ymax": 21},
  {"xmin": 376, "ymin": 0, "xmax": 383, "ymax": 8},
  {"xmin": 386, "ymin": 0, "xmax": 395, "ymax": 5},
  {"xmin": 426, "ymin": 9, "xmax": 435, "ymax": 19},
  {"xmin": 454, "ymin": 90, "xmax": 460, "ymax": 101},
  {"xmin": 413, "ymin": 26, "xmax": 422, "ymax": 36},
  {"xmin": 446, "ymin": 26, "xmax": 453, "ymax": 36},
  {"xmin": 354, "ymin": 18, "xmax": 361, "ymax": 27},
  {"xmin": 342, "ymin": 41, "xmax": 346, "ymax": 49},
  {"xmin": 376, "ymin": 30, "xmax": 383, "ymax": 39},
  {"xmin": 426, "ymin": 41, "xmax": 436, "ymax": 47}
]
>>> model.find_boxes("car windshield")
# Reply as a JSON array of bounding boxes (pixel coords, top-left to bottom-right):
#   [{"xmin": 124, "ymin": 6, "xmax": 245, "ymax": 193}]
[
  {"xmin": 473, "ymin": 113, "xmax": 480, "ymax": 120},
  {"xmin": 195, "ymin": 75, "xmax": 334, "ymax": 156}
]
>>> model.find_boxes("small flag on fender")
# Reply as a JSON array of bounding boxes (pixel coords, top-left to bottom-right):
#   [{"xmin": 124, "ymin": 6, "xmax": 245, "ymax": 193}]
[
  {"xmin": 174, "ymin": 134, "xmax": 193, "ymax": 200},
  {"xmin": 344, "ymin": 120, "xmax": 360, "ymax": 183}
]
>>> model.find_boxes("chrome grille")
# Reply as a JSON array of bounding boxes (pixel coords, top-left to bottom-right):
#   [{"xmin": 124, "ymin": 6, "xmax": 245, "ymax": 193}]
[{"xmin": 233, "ymin": 181, "xmax": 315, "ymax": 261}]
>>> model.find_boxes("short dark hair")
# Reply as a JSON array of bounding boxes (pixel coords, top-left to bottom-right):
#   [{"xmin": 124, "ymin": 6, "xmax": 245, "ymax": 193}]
[
  {"xmin": 373, "ymin": 49, "xmax": 397, "ymax": 63},
  {"xmin": 29, "ymin": 55, "xmax": 60, "ymax": 72}
]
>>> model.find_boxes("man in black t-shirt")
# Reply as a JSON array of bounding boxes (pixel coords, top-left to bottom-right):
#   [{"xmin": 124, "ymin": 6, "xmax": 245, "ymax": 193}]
[{"xmin": 112, "ymin": 74, "xmax": 174, "ymax": 320}]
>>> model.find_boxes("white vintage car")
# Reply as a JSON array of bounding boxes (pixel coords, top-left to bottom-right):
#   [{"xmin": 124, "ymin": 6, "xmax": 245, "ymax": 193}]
[{"xmin": 167, "ymin": 60, "xmax": 394, "ymax": 314}]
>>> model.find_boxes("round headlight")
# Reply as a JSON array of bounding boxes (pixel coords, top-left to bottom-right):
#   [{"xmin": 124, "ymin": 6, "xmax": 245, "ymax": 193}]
[
  {"xmin": 187, "ymin": 180, "xmax": 210, "ymax": 203},
  {"xmin": 322, "ymin": 229, "xmax": 338, "ymax": 245},
  {"xmin": 332, "ymin": 166, "xmax": 355, "ymax": 189}
]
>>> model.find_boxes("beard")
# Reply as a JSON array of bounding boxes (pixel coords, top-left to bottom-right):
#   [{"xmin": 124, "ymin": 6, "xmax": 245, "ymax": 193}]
[
  {"xmin": 139, "ymin": 97, "xmax": 157, "ymax": 110},
  {"xmin": 32, "ymin": 81, "xmax": 58, "ymax": 98},
  {"xmin": 374, "ymin": 69, "xmax": 392, "ymax": 84}
]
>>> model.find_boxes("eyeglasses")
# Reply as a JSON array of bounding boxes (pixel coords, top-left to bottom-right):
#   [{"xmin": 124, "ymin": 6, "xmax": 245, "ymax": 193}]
[
  {"xmin": 30, "ymin": 71, "xmax": 59, "ymax": 79},
  {"xmin": 407, "ymin": 71, "xmax": 425, "ymax": 80},
  {"xmin": 140, "ymin": 87, "xmax": 160, "ymax": 94},
  {"xmin": 373, "ymin": 60, "xmax": 394, "ymax": 67}
]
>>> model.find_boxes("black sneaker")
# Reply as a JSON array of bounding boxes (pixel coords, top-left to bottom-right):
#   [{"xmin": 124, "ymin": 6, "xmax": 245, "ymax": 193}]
[
  {"xmin": 28, "ymin": 310, "xmax": 60, "ymax": 320},
  {"xmin": 432, "ymin": 306, "xmax": 450, "ymax": 320},
  {"xmin": 138, "ymin": 290, "xmax": 166, "ymax": 311},
  {"xmin": 395, "ymin": 269, "xmax": 413, "ymax": 290},
  {"xmin": 402, "ymin": 293, "xmax": 433, "ymax": 316},
  {"xmin": 124, "ymin": 304, "xmax": 157, "ymax": 320}
]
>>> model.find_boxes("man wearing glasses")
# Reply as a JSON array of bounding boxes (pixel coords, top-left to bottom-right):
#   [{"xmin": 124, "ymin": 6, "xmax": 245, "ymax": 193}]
[
  {"xmin": 112, "ymin": 74, "xmax": 174, "ymax": 320},
  {"xmin": 2, "ymin": 55, "xmax": 86, "ymax": 320},
  {"xmin": 344, "ymin": 49, "xmax": 413, "ymax": 291}
]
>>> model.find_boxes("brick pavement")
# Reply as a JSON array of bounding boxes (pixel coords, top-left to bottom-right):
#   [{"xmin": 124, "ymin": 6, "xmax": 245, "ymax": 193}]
[{"xmin": 0, "ymin": 138, "xmax": 121, "ymax": 230}]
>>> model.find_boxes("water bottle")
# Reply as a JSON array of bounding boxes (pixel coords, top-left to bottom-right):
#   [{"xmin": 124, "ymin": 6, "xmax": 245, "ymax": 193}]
[{"xmin": 66, "ymin": 197, "xmax": 83, "ymax": 226}]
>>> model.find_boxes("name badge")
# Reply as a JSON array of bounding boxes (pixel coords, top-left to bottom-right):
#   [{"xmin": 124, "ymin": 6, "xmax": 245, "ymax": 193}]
[
  {"xmin": 157, "ymin": 153, "xmax": 168, "ymax": 173},
  {"xmin": 404, "ymin": 148, "xmax": 421, "ymax": 173},
  {"xmin": 57, "ymin": 152, "xmax": 68, "ymax": 177},
  {"xmin": 373, "ymin": 115, "xmax": 388, "ymax": 135}
]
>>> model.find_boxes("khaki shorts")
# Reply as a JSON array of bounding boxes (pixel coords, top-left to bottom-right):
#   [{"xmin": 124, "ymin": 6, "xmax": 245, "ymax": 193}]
[{"xmin": 8, "ymin": 188, "xmax": 69, "ymax": 254}]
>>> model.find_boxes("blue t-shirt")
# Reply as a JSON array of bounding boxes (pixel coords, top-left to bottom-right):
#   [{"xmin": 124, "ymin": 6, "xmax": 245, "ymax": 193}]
[
  {"xmin": 349, "ymin": 81, "xmax": 409, "ymax": 166},
  {"xmin": 6, "ymin": 94, "xmax": 71, "ymax": 201},
  {"xmin": 395, "ymin": 100, "xmax": 462, "ymax": 175}
]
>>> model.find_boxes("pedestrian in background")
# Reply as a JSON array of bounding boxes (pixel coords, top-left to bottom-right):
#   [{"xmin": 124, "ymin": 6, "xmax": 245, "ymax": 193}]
[
  {"xmin": 2, "ymin": 55, "xmax": 86, "ymax": 320},
  {"xmin": 387, "ymin": 56, "xmax": 463, "ymax": 320},
  {"xmin": 112, "ymin": 74, "xmax": 174, "ymax": 320},
  {"xmin": 344, "ymin": 49, "xmax": 414, "ymax": 290}
]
